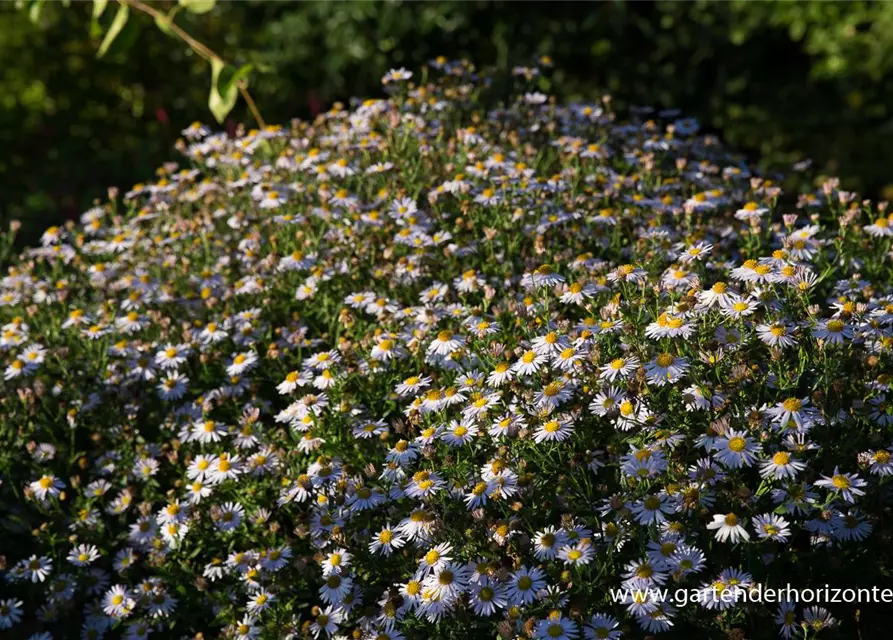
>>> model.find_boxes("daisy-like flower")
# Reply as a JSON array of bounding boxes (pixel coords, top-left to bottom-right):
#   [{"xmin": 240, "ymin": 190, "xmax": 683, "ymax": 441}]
[
  {"xmin": 644, "ymin": 313, "xmax": 695, "ymax": 339},
  {"xmin": 735, "ymin": 201, "xmax": 769, "ymax": 221},
  {"xmin": 756, "ymin": 322, "xmax": 797, "ymax": 348},
  {"xmin": 775, "ymin": 601, "xmax": 798, "ymax": 639},
  {"xmin": 630, "ymin": 494, "xmax": 675, "ymax": 526},
  {"xmin": 18, "ymin": 555, "xmax": 52, "ymax": 583},
  {"xmin": 506, "ymin": 565, "xmax": 548, "ymax": 605},
  {"xmin": 486, "ymin": 362, "xmax": 514, "ymax": 386},
  {"xmin": 766, "ymin": 397, "xmax": 814, "ymax": 431},
  {"xmin": 720, "ymin": 296, "xmax": 758, "ymax": 319},
  {"xmin": 678, "ymin": 241, "xmax": 712, "ymax": 263},
  {"xmin": 246, "ymin": 589, "xmax": 276, "ymax": 614},
  {"xmin": 802, "ymin": 606, "xmax": 836, "ymax": 632},
  {"xmin": 29, "ymin": 474, "xmax": 64, "ymax": 501},
  {"xmin": 67, "ymin": 544, "xmax": 100, "ymax": 567},
  {"xmin": 0, "ymin": 599, "xmax": 24, "ymax": 631},
  {"xmin": 534, "ymin": 380, "xmax": 574, "ymax": 410},
  {"xmin": 157, "ymin": 372, "xmax": 189, "ymax": 400},
  {"xmin": 560, "ymin": 281, "xmax": 597, "ymax": 305},
  {"xmin": 706, "ymin": 513, "xmax": 750, "ymax": 543},
  {"xmin": 155, "ymin": 343, "xmax": 189, "ymax": 369},
  {"xmin": 697, "ymin": 281, "xmax": 736, "ymax": 308},
  {"xmin": 417, "ymin": 542, "xmax": 453, "ymax": 576},
  {"xmin": 102, "ymin": 584, "xmax": 135, "ymax": 618},
  {"xmin": 369, "ymin": 524, "xmax": 405, "ymax": 556},
  {"xmin": 423, "ymin": 561, "xmax": 472, "ymax": 602},
  {"xmin": 535, "ymin": 612, "xmax": 579, "ymax": 640},
  {"xmin": 382, "ymin": 67, "xmax": 413, "ymax": 83},
  {"xmin": 814, "ymin": 467, "xmax": 867, "ymax": 503},
  {"xmin": 441, "ymin": 420, "xmax": 479, "ymax": 446},
  {"xmin": 347, "ymin": 484, "xmax": 386, "ymax": 512},
  {"xmin": 558, "ymin": 540, "xmax": 596, "ymax": 567},
  {"xmin": 226, "ymin": 351, "xmax": 258, "ymax": 376},
  {"xmin": 395, "ymin": 374, "xmax": 431, "ymax": 396},
  {"xmin": 469, "ymin": 582, "xmax": 508, "ymax": 616},
  {"xmin": 584, "ymin": 613, "xmax": 622, "ymax": 640},
  {"xmin": 812, "ymin": 318, "xmax": 853, "ymax": 345},
  {"xmin": 864, "ymin": 216, "xmax": 893, "ymax": 237},
  {"xmin": 831, "ymin": 511, "xmax": 873, "ymax": 541},
  {"xmin": 867, "ymin": 447, "xmax": 893, "ymax": 475},
  {"xmin": 644, "ymin": 353, "xmax": 689, "ymax": 386},
  {"xmin": 759, "ymin": 451, "xmax": 807, "ymax": 480},
  {"xmin": 712, "ymin": 430, "xmax": 760, "ymax": 469},
  {"xmin": 533, "ymin": 526, "xmax": 568, "ymax": 561},
  {"xmin": 523, "ymin": 263, "xmax": 565, "ymax": 289},
  {"xmin": 598, "ymin": 356, "xmax": 639, "ymax": 381},
  {"xmin": 513, "ymin": 349, "xmax": 548, "ymax": 376},
  {"xmin": 752, "ymin": 513, "xmax": 791, "ymax": 542},
  {"xmin": 427, "ymin": 329, "xmax": 464, "ymax": 356},
  {"xmin": 533, "ymin": 415, "xmax": 575, "ymax": 443},
  {"xmin": 214, "ymin": 502, "xmax": 245, "ymax": 532}
]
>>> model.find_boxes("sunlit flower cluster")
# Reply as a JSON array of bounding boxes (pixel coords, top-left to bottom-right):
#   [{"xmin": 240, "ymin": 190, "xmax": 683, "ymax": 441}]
[{"xmin": 1, "ymin": 60, "xmax": 892, "ymax": 639}]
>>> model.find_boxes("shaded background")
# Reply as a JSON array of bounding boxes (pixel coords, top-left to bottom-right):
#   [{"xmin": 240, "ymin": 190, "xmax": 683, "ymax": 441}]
[{"xmin": 4, "ymin": 0, "xmax": 893, "ymax": 244}]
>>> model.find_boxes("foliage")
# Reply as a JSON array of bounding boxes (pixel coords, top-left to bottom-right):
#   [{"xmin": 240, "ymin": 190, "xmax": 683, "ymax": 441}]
[
  {"xmin": 3, "ymin": 2, "xmax": 893, "ymax": 239},
  {"xmin": 1, "ymin": 60, "xmax": 893, "ymax": 639}
]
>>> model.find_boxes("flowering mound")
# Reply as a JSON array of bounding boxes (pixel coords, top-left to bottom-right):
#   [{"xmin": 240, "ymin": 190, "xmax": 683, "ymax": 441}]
[{"xmin": 3, "ymin": 61, "xmax": 893, "ymax": 640}]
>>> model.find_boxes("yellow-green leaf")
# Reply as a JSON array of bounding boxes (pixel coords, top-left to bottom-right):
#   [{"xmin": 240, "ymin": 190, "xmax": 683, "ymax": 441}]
[
  {"xmin": 155, "ymin": 7, "xmax": 180, "ymax": 36},
  {"xmin": 28, "ymin": 0, "xmax": 45, "ymax": 23},
  {"xmin": 91, "ymin": 0, "xmax": 108, "ymax": 37},
  {"xmin": 208, "ymin": 60, "xmax": 252, "ymax": 124},
  {"xmin": 178, "ymin": 0, "xmax": 216, "ymax": 14},
  {"xmin": 92, "ymin": 0, "xmax": 108, "ymax": 19},
  {"xmin": 97, "ymin": 4, "xmax": 129, "ymax": 58}
]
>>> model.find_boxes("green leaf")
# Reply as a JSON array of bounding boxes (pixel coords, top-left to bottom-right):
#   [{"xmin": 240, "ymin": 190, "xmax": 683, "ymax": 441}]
[
  {"xmin": 92, "ymin": 0, "xmax": 108, "ymax": 20},
  {"xmin": 91, "ymin": 0, "xmax": 108, "ymax": 37},
  {"xmin": 178, "ymin": 0, "xmax": 216, "ymax": 14},
  {"xmin": 208, "ymin": 59, "xmax": 252, "ymax": 124},
  {"xmin": 97, "ymin": 3, "xmax": 129, "ymax": 58},
  {"xmin": 154, "ymin": 7, "xmax": 180, "ymax": 36},
  {"xmin": 28, "ymin": 0, "xmax": 45, "ymax": 23}
]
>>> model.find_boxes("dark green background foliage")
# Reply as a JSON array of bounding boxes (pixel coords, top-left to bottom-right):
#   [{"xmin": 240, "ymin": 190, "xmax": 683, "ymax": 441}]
[{"xmin": 4, "ymin": 0, "xmax": 893, "ymax": 243}]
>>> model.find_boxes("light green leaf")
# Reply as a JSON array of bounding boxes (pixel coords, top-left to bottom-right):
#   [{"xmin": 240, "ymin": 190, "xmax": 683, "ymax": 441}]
[
  {"xmin": 28, "ymin": 0, "xmax": 45, "ymax": 23},
  {"xmin": 208, "ymin": 59, "xmax": 253, "ymax": 124},
  {"xmin": 97, "ymin": 3, "xmax": 129, "ymax": 58},
  {"xmin": 154, "ymin": 7, "xmax": 180, "ymax": 36},
  {"xmin": 92, "ymin": 0, "xmax": 108, "ymax": 20},
  {"xmin": 91, "ymin": 0, "xmax": 108, "ymax": 37},
  {"xmin": 178, "ymin": 0, "xmax": 216, "ymax": 14}
]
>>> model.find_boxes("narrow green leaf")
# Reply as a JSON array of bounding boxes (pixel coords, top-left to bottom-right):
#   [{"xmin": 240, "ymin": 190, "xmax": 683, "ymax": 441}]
[
  {"xmin": 91, "ymin": 0, "xmax": 108, "ymax": 37},
  {"xmin": 92, "ymin": 0, "xmax": 108, "ymax": 20},
  {"xmin": 97, "ymin": 3, "xmax": 129, "ymax": 58},
  {"xmin": 178, "ymin": 0, "xmax": 216, "ymax": 14}
]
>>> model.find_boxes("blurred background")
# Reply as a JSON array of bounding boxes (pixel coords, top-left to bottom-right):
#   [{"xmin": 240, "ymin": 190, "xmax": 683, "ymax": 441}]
[{"xmin": 4, "ymin": 0, "xmax": 893, "ymax": 244}]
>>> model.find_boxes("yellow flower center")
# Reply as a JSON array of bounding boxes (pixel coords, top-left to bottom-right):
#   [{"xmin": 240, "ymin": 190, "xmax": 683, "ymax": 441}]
[
  {"xmin": 826, "ymin": 320, "xmax": 845, "ymax": 332},
  {"xmin": 831, "ymin": 475, "xmax": 851, "ymax": 489},
  {"xmin": 656, "ymin": 353, "xmax": 674, "ymax": 368}
]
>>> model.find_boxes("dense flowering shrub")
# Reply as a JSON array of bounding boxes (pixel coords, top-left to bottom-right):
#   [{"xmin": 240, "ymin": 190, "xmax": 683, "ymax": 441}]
[{"xmin": 2, "ymin": 60, "xmax": 893, "ymax": 640}]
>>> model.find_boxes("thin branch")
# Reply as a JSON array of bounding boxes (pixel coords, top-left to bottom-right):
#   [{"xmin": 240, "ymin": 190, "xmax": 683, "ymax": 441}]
[
  {"xmin": 120, "ymin": 0, "xmax": 265, "ymax": 128},
  {"xmin": 237, "ymin": 82, "xmax": 266, "ymax": 129}
]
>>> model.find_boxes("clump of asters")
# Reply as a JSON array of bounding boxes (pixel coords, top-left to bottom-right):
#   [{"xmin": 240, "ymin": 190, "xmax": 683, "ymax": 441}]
[{"xmin": 0, "ymin": 59, "xmax": 891, "ymax": 640}]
